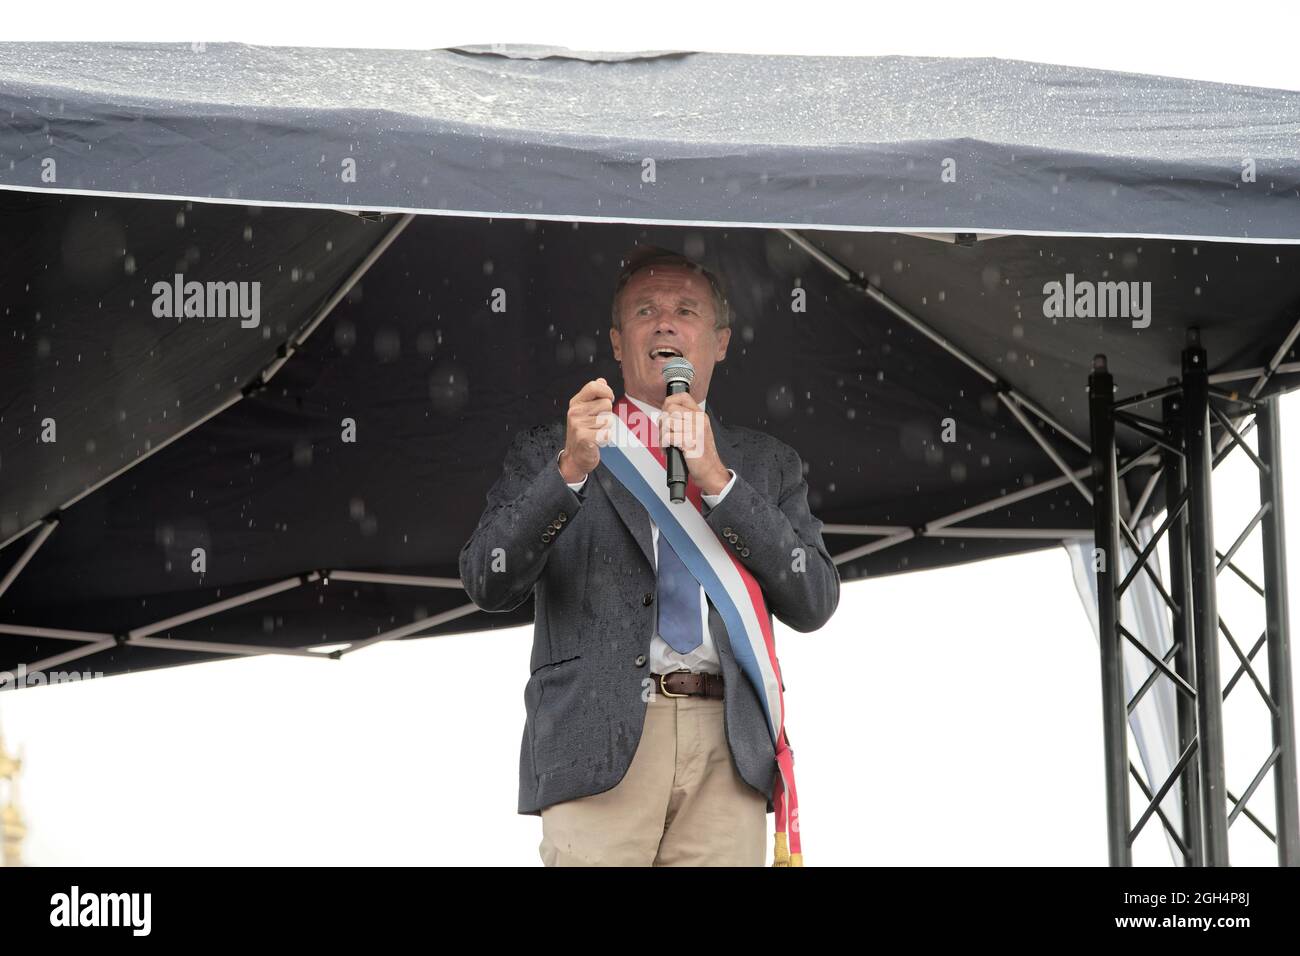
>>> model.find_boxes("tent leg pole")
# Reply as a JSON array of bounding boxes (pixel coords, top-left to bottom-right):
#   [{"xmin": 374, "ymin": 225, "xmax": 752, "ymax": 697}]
[
  {"xmin": 1164, "ymin": 384, "xmax": 1205, "ymax": 866},
  {"xmin": 1183, "ymin": 333, "xmax": 1232, "ymax": 865},
  {"xmin": 1089, "ymin": 354, "xmax": 1131, "ymax": 866},
  {"xmin": 1256, "ymin": 395, "xmax": 1300, "ymax": 865}
]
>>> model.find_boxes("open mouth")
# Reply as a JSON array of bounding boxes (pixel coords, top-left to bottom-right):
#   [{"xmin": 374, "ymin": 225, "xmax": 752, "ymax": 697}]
[{"xmin": 649, "ymin": 345, "xmax": 684, "ymax": 362}]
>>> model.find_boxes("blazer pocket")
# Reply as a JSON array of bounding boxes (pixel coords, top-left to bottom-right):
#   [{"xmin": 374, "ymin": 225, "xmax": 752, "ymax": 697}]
[
  {"xmin": 530, "ymin": 655, "xmax": 585, "ymax": 775},
  {"xmin": 530, "ymin": 654, "xmax": 582, "ymax": 678}
]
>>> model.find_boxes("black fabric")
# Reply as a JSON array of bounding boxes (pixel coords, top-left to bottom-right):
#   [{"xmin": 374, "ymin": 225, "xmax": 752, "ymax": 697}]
[
  {"xmin": 0, "ymin": 192, "xmax": 393, "ymax": 541},
  {"xmin": 4, "ymin": 210, "xmax": 1299, "ymax": 681}
]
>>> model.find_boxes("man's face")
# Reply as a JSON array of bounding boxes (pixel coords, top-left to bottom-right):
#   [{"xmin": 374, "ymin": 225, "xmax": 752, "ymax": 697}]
[{"xmin": 609, "ymin": 264, "xmax": 732, "ymax": 407}]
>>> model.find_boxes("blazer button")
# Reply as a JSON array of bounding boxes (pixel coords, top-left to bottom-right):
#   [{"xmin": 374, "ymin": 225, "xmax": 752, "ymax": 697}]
[
  {"xmin": 741, "ymin": 547, "xmax": 751, "ymax": 557},
  {"xmin": 541, "ymin": 532, "xmax": 552, "ymax": 543},
  {"xmin": 722, "ymin": 527, "xmax": 733, "ymax": 536},
  {"xmin": 726, "ymin": 533, "xmax": 738, "ymax": 543},
  {"xmin": 558, "ymin": 512, "xmax": 567, "ymax": 523},
  {"xmin": 642, "ymin": 592, "xmax": 654, "ymax": 605},
  {"xmin": 634, "ymin": 654, "xmax": 647, "ymax": 667}
]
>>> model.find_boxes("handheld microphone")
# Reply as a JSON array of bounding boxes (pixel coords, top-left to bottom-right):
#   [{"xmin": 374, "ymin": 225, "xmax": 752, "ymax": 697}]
[{"xmin": 661, "ymin": 356, "xmax": 695, "ymax": 503}]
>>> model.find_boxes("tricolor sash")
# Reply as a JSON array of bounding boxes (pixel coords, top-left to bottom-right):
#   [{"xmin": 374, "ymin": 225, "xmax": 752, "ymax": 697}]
[{"xmin": 598, "ymin": 396, "xmax": 802, "ymax": 867}]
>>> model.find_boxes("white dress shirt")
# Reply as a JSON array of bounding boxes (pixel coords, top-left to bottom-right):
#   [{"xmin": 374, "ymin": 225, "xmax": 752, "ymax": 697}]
[{"xmin": 561, "ymin": 394, "xmax": 737, "ymax": 675}]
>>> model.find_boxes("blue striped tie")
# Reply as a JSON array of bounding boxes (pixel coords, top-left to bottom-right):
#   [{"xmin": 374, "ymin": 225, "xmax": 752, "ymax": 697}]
[{"xmin": 657, "ymin": 532, "xmax": 703, "ymax": 653}]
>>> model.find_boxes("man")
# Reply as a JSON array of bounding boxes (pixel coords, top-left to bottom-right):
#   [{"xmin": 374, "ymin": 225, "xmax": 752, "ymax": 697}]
[{"xmin": 458, "ymin": 246, "xmax": 840, "ymax": 866}]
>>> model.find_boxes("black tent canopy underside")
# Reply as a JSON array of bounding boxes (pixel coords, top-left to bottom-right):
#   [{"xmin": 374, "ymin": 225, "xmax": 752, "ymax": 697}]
[{"xmin": 4, "ymin": 197, "xmax": 1300, "ymax": 680}]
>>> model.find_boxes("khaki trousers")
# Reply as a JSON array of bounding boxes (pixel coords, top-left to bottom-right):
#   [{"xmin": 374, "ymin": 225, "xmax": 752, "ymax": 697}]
[{"xmin": 539, "ymin": 687, "xmax": 769, "ymax": 866}]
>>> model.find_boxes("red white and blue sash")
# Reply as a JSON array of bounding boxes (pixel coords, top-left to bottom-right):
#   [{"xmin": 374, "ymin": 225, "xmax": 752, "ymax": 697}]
[{"xmin": 598, "ymin": 395, "xmax": 803, "ymax": 866}]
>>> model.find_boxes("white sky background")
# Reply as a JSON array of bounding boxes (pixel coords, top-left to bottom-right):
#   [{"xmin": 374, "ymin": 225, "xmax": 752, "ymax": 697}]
[
  {"xmin": 1, "ymin": 0, "xmax": 1298, "ymax": 91},
  {"xmin": 2, "ymin": 1, "xmax": 1300, "ymax": 865}
]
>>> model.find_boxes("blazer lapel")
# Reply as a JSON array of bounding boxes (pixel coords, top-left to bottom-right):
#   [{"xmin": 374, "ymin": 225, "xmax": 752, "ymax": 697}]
[
  {"xmin": 595, "ymin": 466, "xmax": 656, "ymax": 570},
  {"xmin": 593, "ymin": 400, "xmax": 743, "ymax": 574}
]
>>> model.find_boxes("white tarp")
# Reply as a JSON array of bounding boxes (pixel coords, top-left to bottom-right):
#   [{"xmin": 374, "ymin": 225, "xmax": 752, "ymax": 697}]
[{"xmin": 1064, "ymin": 519, "xmax": 1186, "ymax": 865}]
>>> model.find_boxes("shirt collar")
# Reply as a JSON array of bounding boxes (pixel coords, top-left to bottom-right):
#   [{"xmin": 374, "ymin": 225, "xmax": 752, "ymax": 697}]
[{"xmin": 625, "ymin": 393, "xmax": 705, "ymax": 425}]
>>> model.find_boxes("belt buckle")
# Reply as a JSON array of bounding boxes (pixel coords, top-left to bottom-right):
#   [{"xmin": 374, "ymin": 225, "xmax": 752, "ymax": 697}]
[{"xmin": 658, "ymin": 672, "xmax": 689, "ymax": 698}]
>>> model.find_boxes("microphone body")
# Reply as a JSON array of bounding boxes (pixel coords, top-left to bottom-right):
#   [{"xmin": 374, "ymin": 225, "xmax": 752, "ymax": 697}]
[
  {"xmin": 661, "ymin": 357, "xmax": 696, "ymax": 503},
  {"xmin": 665, "ymin": 378, "xmax": 690, "ymax": 503}
]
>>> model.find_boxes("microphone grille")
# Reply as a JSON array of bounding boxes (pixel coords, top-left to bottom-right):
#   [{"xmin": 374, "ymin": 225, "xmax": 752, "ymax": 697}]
[{"xmin": 662, "ymin": 356, "xmax": 695, "ymax": 386}]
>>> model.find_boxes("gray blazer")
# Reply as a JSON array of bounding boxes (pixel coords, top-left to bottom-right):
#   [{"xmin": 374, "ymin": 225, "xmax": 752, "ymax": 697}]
[{"xmin": 458, "ymin": 402, "xmax": 840, "ymax": 816}]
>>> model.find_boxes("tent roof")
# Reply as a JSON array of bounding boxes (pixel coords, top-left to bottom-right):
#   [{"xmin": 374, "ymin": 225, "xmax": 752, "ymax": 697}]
[{"xmin": 1, "ymin": 42, "xmax": 1298, "ymax": 240}]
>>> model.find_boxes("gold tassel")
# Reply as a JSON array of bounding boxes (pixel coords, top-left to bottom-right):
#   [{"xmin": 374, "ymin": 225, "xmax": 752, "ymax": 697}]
[{"xmin": 772, "ymin": 831, "xmax": 791, "ymax": 867}]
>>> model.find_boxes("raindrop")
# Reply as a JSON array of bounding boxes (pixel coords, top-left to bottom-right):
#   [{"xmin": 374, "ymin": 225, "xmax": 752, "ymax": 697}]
[
  {"xmin": 765, "ymin": 383, "xmax": 795, "ymax": 419},
  {"xmin": 334, "ymin": 319, "xmax": 357, "ymax": 352},
  {"xmin": 574, "ymin": 335, "xmax": 598, "ymax": 364},
  {"xmin": 429, "ymin": 362, "xmax": 470, "ymax": 413},
  {"xmin": 374, "ymin": 328, "xmax": 401, "ymax": 362}
]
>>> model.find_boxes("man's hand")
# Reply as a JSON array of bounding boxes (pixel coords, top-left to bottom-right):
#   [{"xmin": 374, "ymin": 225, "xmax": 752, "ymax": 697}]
[
  {"xmin": 660, "ymin": 392, "xmax": 731, "ymax": 495},
  {"xmin": 559, "ymin": 377, "xmax": 615, "ymax": 482}
]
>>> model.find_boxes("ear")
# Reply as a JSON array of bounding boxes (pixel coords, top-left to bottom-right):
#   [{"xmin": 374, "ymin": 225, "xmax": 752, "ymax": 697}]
[
  {"xmin": 610, "ymin": 325, "xmax": 623, "ymax": 362},
  {"xmin": 714, "ymin": 326, "xmax": 732, "ymax": 362}
]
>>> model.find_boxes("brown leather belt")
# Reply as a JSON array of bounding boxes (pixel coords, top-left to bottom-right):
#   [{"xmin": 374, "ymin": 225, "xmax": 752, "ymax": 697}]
[{"xmin": 651, "ymin": 670, "xmax": 725, "ymax": 700}]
